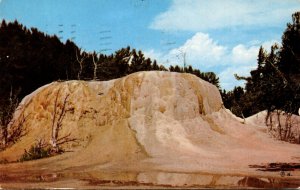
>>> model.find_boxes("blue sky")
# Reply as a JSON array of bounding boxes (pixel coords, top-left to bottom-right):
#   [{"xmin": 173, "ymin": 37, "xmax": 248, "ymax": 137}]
[{"xmin": 0, "ymin": 0, "xmax": 299, "ymax": 90}]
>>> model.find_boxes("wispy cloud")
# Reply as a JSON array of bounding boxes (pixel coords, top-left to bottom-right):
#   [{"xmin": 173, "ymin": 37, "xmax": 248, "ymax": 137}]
[
  {"xmin": 145, "ymin": 33, "xmax": 278, "ymax": 90},
  {"xmin": 145, "ymin": 32, "xmax": 227, "ymax": 69},
  {"xmin": 168, "ymin": 33, "xmax": 227, "ymax": 67},
  {"xmin": 150, "ymin": 0, "xmax": 300, "ymax": 31}
]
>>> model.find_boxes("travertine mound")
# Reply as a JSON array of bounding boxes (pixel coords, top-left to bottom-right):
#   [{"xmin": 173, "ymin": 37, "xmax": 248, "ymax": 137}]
[
  {"xmin": 246, "ymin": 110, "xmax": 300, "ymax": 143},
  {"xmin": 1, "ymin": 71, "xmax": 299, "ymax": 174}
]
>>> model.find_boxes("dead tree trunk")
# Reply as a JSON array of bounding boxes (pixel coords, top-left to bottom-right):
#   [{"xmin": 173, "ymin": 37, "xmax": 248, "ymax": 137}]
[
  {"xmin": 1, "ymin": 127, "xmax": 7, "ymax": 147},
  {"xmin": 276, "ymin": 110, "xmax": 282, "ymax": 140},
  {"xmin": 54, "ymin": 94, "xmax": 69, "ymax": 149},
  {"xmin": 265, "ymin": 110, "xmax": 273, "ymax": 132},
  {"xmin": 50, "ymin": 89, "xmax": 60, "ymax": 151},
  {"xmin": 1, "ymin": 87, "xmax": 19, "ymax": 147},
  {"xmin": 92, "ymin": 54, "xmax": 98, "ymax": 80},
  {"xmin": 50, "ymin": 88, "xmax": 74, "ymax": 153},
  {"xmin": 75, "ymin": 49, "xmax": 86, "ymax": 80},
  {"xmin": 265, "ymin": 110, "xmax": 269, "ymax": 126},
  {"xmin": 284, "ymin": 113, "xmax": 292, "ymax": 141}
]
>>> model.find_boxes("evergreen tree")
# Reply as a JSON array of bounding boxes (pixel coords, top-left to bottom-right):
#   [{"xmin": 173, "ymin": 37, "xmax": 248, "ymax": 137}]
[
  {"xmin": 227, "ymin": 12, "xmax": 300, "ymax": 118},
  {"xmin": 278, "ymin": 12, "xmax": 300, "ymax": 114}
]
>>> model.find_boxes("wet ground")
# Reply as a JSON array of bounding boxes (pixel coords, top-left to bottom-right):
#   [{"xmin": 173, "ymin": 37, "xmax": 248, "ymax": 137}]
[{"xmin": 0, "ymin": 167, "xmax": 300, "ymax": 189}]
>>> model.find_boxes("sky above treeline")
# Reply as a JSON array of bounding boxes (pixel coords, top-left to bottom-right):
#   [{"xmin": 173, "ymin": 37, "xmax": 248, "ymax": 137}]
[{"xmin": 0, "ymin": 0, "xmax": 299, "ymax": 90}]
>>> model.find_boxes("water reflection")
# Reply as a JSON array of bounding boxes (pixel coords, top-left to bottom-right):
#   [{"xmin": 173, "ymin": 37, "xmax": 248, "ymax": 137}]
[
  {"xmin": 138, "ymin": 172, "xmax": 300, "ymax": 188},
  {"xmin": 0, "ymin": 170, "xmax": 299, "ymax": 188}
]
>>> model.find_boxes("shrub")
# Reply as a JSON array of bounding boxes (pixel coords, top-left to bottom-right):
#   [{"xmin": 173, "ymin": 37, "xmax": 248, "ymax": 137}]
[
  {"xmin": 19, "ymin": 145, "xmax": 51, "ymax": 162},
  {"xmin": 19, "ymin": 139, "xmax": 63, "ymax": 162}
]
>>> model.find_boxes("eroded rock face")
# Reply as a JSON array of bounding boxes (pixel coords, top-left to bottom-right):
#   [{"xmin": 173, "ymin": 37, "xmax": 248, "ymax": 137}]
[
  {"xmin": 3, "ymin": 72, "xmax": 221, "ymax": 160},
  {"xmin": 1, "ymin": 71, "xmax": 299, "ymax": 174}
]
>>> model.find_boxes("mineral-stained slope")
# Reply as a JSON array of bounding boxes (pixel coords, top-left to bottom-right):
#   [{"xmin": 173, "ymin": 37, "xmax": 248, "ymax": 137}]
[{"xmin": 0, "ymin": 71, "xmax": 299, "ymax": 175}]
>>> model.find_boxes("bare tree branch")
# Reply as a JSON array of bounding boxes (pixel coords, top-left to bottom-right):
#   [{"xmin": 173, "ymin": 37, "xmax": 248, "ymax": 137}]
[
  {"xmin": 50, "ymin": 88, "xmax": 76, "ymax": 153},
  {"xmin": 55, "ymin": 94, "xmax": 70, "ymax": 142},
  {"xmin": 50, "ymin": 89, "xmax": 60, "ymax": 149},
  {"xmin": 92, "ymin": 54, "xmax": 98, "ymax": 80},
  {"xmin": 75, "ymin": 49, "xmax": 87, "ymax": 80}
]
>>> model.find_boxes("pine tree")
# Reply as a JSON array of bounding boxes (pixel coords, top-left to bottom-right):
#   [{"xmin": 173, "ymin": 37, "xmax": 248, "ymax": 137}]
[
  {"xmin": 230, "ymin": 12, "xmax": 300, "ymax": 118},
  {"xmin": 278, "ymin": 12, "xmax": 300, "ymax": 114}
]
